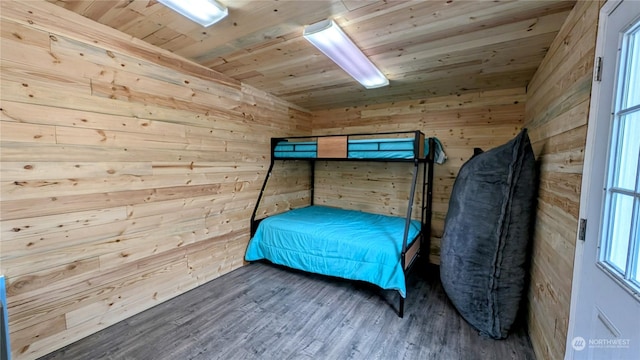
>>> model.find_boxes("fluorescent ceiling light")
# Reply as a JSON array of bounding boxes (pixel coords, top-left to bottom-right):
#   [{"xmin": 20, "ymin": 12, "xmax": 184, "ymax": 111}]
[
  {"xmin": 303, "ymin": 19, "xmax": 389, "ymax": 89},
  {"xmin": 158, "ymin": 0, "xmax": 228, "ymax": 27}
]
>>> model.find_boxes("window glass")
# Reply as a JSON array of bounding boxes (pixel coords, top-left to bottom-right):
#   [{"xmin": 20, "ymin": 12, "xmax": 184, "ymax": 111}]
[
  {"xmin": 612, "ymin": 112, "xmax": 640, "ymax": 190},
  {"xmin": 621, "ymin": 24, "xmax": 640, "ymax": 109},
  {"xmin": 604, "ymin": 193, "xmax": 633, "ymax": 272}
]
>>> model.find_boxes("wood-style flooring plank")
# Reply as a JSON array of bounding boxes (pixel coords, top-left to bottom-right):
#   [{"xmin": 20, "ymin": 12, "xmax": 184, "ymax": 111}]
[{"xmin": 39, "ymin": 261, "xmax": 536, "ymax": 360}]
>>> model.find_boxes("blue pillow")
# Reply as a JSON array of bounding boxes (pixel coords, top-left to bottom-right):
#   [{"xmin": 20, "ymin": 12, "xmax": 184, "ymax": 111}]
[{"xmin": 440, "ymin": 129, "xmax": 536, "ymax": 339}]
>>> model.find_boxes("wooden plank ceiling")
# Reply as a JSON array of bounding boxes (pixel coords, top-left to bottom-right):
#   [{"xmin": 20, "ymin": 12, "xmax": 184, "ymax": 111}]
[{"xmin": 47, "ymin": 0, "xmax": 575, "ymax": 111}]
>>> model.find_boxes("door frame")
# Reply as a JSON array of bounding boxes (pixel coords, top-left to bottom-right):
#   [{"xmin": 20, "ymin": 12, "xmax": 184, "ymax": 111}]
[{"xmin": 565, "ymin": 0, "xmax": 626, "ymax": 358}]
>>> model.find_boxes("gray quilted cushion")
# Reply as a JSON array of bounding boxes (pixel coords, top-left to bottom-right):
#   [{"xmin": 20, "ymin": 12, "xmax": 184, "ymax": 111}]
[{"xmin": 440, "ymin": 128, "xmax": 536, "ymax": 339}]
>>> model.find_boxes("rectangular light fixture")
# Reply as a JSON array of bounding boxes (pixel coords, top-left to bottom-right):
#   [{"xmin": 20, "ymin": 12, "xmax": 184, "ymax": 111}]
[
  {"xmin": 303, "ymin": 19, "xmax": 389, "ymax": 89},
  {"xmin": 158, "ymin": 0, "xmax": 228, "ymax": 27}
]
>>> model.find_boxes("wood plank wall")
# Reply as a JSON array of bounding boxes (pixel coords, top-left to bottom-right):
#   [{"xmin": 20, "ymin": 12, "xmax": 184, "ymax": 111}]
[
  {"xmin": 312, "ymin": 88, "xmax": 526, "ymax": 264},
  {"xmin": 0, "ymin": 1, "xmax": 310, "ymax": 359},
  {"xmin": 523, "ymin": 1, "xmax": 600, "ymax": 359}
]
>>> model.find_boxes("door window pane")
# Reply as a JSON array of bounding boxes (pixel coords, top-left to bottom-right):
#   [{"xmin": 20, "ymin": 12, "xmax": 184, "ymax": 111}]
[
  {"xmin": 612, "ymin": 111, "xmax": 640, "ymax": 190},
  {"xmin": 604, "ymin": 193, "xmax": 634, "ymax": 272},
  {"xmin": 621, "ymin": 22, "xmax": 640, "ymax": 109}
]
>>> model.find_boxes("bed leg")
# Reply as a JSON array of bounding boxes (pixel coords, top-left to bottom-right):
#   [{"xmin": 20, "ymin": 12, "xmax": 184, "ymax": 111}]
[{"xmin": 399, "ymin": 294, "xmax": 404, "ymax": 318}]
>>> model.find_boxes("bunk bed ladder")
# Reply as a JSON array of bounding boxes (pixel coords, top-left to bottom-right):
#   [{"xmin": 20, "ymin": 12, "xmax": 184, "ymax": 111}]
[
  {"xmin": 421, "ymin": 159, "xmax": 427, "ymax": 245},
  {"xmin": 422, "ymin": 138, "xmax": 435, "ymax": 260}
]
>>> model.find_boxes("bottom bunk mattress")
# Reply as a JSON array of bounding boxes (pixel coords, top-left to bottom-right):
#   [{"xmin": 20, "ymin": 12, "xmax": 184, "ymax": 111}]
[{"xmin": 245, "ymin": 205, "xmax": 421, "ymax": 297}]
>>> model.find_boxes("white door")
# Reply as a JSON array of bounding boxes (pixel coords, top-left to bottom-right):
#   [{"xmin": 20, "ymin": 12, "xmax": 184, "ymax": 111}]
[{"xmin": 566, "ymin": 1, "xmax": 640, "ymax": 359}]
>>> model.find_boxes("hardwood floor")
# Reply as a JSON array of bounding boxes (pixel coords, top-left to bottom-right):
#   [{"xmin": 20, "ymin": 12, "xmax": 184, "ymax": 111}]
[{"xmin": 40, "ymin": 261, "xmax": 536, "ymax": 360}]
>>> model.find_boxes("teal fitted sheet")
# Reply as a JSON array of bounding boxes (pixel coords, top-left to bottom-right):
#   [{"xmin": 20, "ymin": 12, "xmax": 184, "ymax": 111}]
[{"xmin": 244, "ymin": 206, "xmax": 420, "ymax": 297}]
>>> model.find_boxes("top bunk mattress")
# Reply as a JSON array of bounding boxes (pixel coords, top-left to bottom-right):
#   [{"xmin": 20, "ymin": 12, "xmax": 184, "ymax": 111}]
[{"xmin": 245, "ymin": 205, "xmax": 421, "ymax": 297}]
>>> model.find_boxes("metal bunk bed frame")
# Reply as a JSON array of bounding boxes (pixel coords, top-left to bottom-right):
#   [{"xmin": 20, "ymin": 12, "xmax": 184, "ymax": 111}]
[{"xmin": 250, "ymin": 130, "xmax": 435, "ymax": 318}]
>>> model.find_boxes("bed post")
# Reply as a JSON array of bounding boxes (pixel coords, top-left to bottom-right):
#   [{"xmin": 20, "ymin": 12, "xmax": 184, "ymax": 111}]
[
  {"xmin": 310, "ymin": 160, "xmax": 315, "ymax": 206},
  {"xmin": 402, "ymin": 159, "xmax": 419, "ymax": 257},
  {"xmin": 250, "ymin": 139, "xmax": 278, "ymax": 237}
]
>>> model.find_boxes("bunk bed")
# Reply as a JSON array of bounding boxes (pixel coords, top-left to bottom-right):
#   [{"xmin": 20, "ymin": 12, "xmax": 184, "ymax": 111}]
[{"xmin": 246, "ymin": 131, "xmax": 438, "ymax": 317}]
